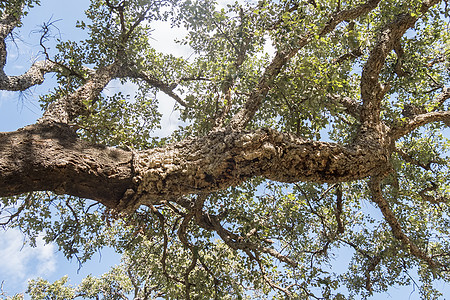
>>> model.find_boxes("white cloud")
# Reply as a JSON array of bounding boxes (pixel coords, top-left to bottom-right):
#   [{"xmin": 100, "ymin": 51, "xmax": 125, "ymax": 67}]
[
  {"xmin": 0, "ymin": 229, "xmax": 57, "ymax": 291},
  {"xmin": 150, "ymin": 20, "xmax": 193, "ymax": 58}
]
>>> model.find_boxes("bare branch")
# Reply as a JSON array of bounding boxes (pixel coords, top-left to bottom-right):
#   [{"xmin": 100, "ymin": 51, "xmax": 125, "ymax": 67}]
[{"xmin": 126, "ymin": 69, "xmax": 192, "ymax": 108}]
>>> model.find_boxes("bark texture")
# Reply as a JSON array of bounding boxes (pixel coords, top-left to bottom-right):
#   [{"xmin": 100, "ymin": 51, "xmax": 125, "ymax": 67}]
[
  {"xmin": 0, "ymin": 124, "xmax": 390, "ymax": 210},
  {"xmin": 0, "ymin": 0, "xmax": 446, "ymax": 214},
  {"xmin": 132, "ymin": 128, "xmax": 390, "ymax": 206},
  {"xmin": 0, "ymin": 123, "xmax": 133, "ymax": 208}
]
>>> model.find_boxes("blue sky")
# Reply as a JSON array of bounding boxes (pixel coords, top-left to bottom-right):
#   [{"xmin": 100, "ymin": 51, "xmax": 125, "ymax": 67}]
[
  {"xmin": 0, "ymin": 0, "xmax": 449, "ymax": 299},
  {"xmin": 0, "ymin": 0, "xmax": 122, "ymax": 296}
]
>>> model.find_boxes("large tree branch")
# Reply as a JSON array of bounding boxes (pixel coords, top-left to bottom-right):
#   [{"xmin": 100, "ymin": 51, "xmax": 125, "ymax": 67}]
[
  {"xmin": 125, "ymin": 127, "xmax": 391, "ymax": 208},
  {"xmin": 360, "ymin": 0, "xmax": 440, "ymax": 125},
  {"xmin": 0, "ymin": 124, "xmax": 390, "ymax": 210},
  {"xmin": 0, "ymin": 122, "xmax": 133, "ymax": 208},
  {"xmin": 229, "ymin": 0, "xmax": 382, "ymax": 129},
  {"xmin": 40, "ymin": 62, "xmax": 125, "ymax": 123}
]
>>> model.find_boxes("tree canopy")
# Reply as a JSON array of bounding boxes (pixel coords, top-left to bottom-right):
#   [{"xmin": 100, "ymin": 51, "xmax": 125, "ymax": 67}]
[{"xmin": 0, "ymin": 0, "xmax": 450, "ymax": 298}]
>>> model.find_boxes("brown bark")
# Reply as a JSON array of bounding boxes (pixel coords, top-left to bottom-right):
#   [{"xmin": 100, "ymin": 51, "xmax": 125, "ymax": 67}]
[
  {"xmin": 0, "ymin": 123, "xmax": 133, "ymax": 208},
  {"xmin": 360, "ymin": 0, "xmax": 441, "ymax": 125},
  {"xmin": 0, "ymin": 0, "xmax": 445, "ymax": 216},
  {"xmin": 0, "ymin": 123, "xmax": 390, "ymax": 210}
]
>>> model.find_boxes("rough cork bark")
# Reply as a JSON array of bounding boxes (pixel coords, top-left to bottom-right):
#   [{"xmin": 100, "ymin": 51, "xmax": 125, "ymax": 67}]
[{"xmin": 0, "ymin": 0, "xmax": 447, "ymax": 215}]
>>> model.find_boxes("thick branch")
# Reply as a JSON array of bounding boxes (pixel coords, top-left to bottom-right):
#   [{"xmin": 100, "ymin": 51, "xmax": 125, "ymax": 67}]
[
  {"xmin": 0, "ymin": 123, "xmax": 133, "ymax": 207},
  {"xmin": 0, "ymin": 125, "xmax": 390, "ymax": 211},
  {"xmin": 40, "ymin": 62, "xmax": 125, "ymax": 123},
  {"xmin": 360, "ymin": 0, "xmax": 440, "ymax": 125},
  {"xmin": 131, "ymin": 127, "xmax": 390, "ymax": 206},
  {"xmin": 229, "ymin": 0, "xmax": 382, "ymax": 129}
]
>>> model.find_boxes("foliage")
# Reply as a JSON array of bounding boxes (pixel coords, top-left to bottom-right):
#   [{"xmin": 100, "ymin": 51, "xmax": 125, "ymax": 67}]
[{"xmin": 1, "ymin": 0, "xmax": 450, "ymax": 299}]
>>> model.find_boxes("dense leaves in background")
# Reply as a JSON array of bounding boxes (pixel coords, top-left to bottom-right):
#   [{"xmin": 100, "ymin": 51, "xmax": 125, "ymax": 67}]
[{"xmin": 0, "ymin": 0, "xmax": 449, "ymax": 299}]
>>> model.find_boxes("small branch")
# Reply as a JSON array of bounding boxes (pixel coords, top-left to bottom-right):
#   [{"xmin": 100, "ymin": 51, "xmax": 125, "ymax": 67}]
[
  {"xmin": 123, "ymin": 5, "xmax": 152, "ymax": 44},
  {"xmin": 332, "ymin": 47, "xmax": 363, "ymax": 65},
  {"xmin": 176, "ymin": 194, "xmax": 298, "ymax": 268},
  {"xmin": 214, "ymin": 10, "xmax": 253, "ymax": 129},
  {"xmin": 390, "ymin": 110, "xmax": 450, "ymax": 140},
  {"xmin": 364, "ymin": 253, "xmax": 382, "ymax": 293},
  {"xmin": 418, "ymin": 182, "xmax": 448, "ymax": 204},
  {"xmin": 208, "ymin": 213, "xmax": 298, "ymax": 267},
  {"xmin": 212, "ymin": 19, "xmax": 239, "ymax": 54},
  {"xmin": 197, "ymin": 255, "xmax": 221, "ymax": 298},
  {"xmin": 430, "ymin": 86, "xmax": 450, "ymax": 111},
  {"xmin": 183, "ymin": 247, "xmax": 197, "ymax": 300},
  {"xmin": 327, "ymin": 93, "xmax": 361, "ymax": 119},
  {"xmin": 368, "ymin": 177, "xmax": 440, "ymax": 270},
  {"xmin": 335, "ymin": 185, "xmax": 345, "ymax": 234},
  {"xmin": 254, "ymin": 252, "xmax": 292, "ymax": 297},
  {"xmin": 268, "ymin": 4, "xmax": 300, "ymax": 31},
  {"xmin": 0, "ymin": 192, "xmax": 33, "ymax": 226},
  {"xmin": 126, "ymin": 69, "xmax": 192, "ymax": 108},
  {"xmin": 149, "ymin": 204, "xmax": 187, "ymax": 286},
  {"xmin": 395, "ymin": 148, "xmax": 431, "ymax": 170}
]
